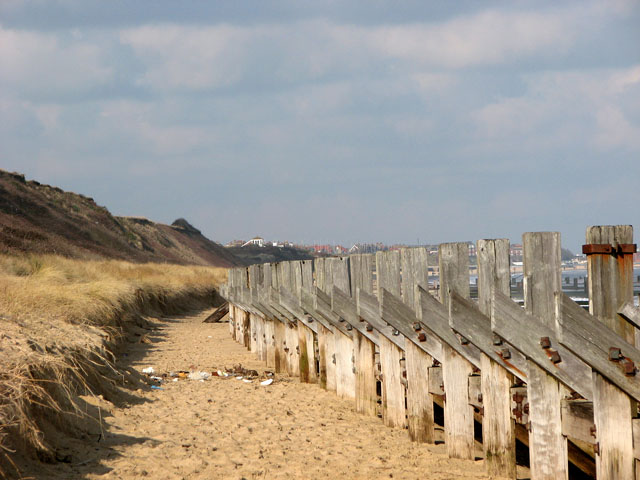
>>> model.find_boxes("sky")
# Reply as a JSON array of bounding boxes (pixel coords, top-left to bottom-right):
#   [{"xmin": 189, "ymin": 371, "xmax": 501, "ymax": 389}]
[{"xmin": 1, "ymin": 1, "xmax": 639, "ymax": 252}]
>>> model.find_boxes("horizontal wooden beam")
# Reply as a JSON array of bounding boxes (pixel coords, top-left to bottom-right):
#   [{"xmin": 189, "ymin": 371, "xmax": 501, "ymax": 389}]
[
  {"xmin": 279, "ymin": 286, "xmax": 318, "ymax": 334},
  {"xmin": 417, "ymin": 286, "xmax": 481, "ymax": 369},
  {"xmin": 380, "ymin": 288, "xmax": 443, "ymax": 362},
  {"xmin": 492, "ymin": 290, "xmax": 593, "ymax": 400},
  {"xmin": 449, "ymin": 290, "xmax": 527, "ymax": 382},
  {"xmin": 557, "ymin": 292, "xmax": 640, "ymax": 402},
  {"xmin": 356, "ymin": 288, "xmax": 405, "ymax": 350},
  {"xmin": 331, "ymin": 286, "xmax": 379, "ymax": 346}
]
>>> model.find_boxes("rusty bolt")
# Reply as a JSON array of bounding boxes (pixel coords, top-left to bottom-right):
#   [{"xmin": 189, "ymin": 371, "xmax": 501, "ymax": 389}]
[
  {"xmin": 523, "ymin": 403, "xmax": 529, "ymax": 415},
  {"xmin": 392, "ymin": 329, "xmax": 400, "ymax": 336},
  {"xmin": 540, "ymin": 336, "xmax": 551, "ymax": 349},
  {"xmin": 284, "ymin": 347, "xmax": 290, "ymax": 352},
  {"xmin": 366, "ymin": 323, "xmax": 373, "ymax": 332},
  {"xmin": 590, "ymin": 424, "xmax": 597, "ymax": 438},
  {"xmin": 458, "ymin": 335, "xmax": 469, "ymax": 345},
  {"xmin": 609, "ymin": 347, "xmax": 622, "ymax": 361},
  {"xmin": 413, "ymin": 322, "xmax": 421, "ymax": 331},
  {"xmin": 418, "ymin": 332, "xmax": 427, "ymax": 342},
  {"xmin": 477, "ymin": 393, "xmax": 483, "ymax": 403},
  {"xmin": 549, "ymin": 350, "xmax": 562, "ymax": 364},
  {"xmin": 501, "ymin": 347, "xmax": 511, "ymax": 359},
  {"xmin": 346, "ymin": 324, "xmax": 353, "ymax": 331},
  {"xmin": 623, "ymin": 359, "xmax": 636, "ymax": 376},
  {"xmin": 492, "ymin": 334, "xmax": 503, "ymax": 346},
  {"xmin": 594, "ymin": 442, "xmax": 600, "ymax": 455}
]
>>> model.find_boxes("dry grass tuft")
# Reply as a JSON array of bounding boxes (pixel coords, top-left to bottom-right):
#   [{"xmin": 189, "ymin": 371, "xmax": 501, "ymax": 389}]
[{"xmin": 0, "ymin": 254, "xmax": 226, "ymax": 475}]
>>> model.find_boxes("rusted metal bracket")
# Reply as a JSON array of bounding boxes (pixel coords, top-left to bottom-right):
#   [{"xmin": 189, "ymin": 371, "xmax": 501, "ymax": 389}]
[{"xmin": 582, "ymin": 243, "xmax": 637, "ymax": 255}]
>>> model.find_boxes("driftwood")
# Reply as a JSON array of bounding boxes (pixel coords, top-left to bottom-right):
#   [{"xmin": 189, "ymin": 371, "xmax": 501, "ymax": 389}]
[{"xmin": 203, "ymin": 302, "xmax": 229, "ymax": 323}]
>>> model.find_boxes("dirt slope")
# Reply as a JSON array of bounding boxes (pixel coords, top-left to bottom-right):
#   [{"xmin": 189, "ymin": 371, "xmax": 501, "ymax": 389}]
[{"xmin": 0, "ymin": 169, "xmax": 241, "ymax": 267}]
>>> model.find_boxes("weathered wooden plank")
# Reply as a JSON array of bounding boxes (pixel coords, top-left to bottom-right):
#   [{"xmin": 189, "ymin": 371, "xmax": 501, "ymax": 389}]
[
  {"xmin": 300, "ymin": 259, "xmax": 314, "ymax": 293},
  {"xmin": 329, "ymin": 256, "xmax": 351, "ymax": 297},
  {"xmin": 560, "ymin": 399, "xmax": 595, "ymax": 445},
  {"xmin": 380, "ymin": 288, "xmax": 442, "ymax": 362},
  {"xmin": 491, "ymin": 291, "xmax": 593, "ymax": 399},
  {"xmin": 587, "ymin": 225, "xmax": 636, "ymax": 479},
  {"xmin": 354, "ymin": 330, "xmax": 377, "ymax": 416},
  {"xmin": 405, "ymin": 340, "xmax": 435, "ymax": 443},
  {"xmin": 264, "ymin": 317, "xmax": 276, "ymax": 368},
  {"xmin": 400, "ymin": 247, "xmax": 429, "ymax": 307},
  {"xmin": 476, "ymin": 237, "xmax": 516, "ymax": 480},
  {"xmin": 334, "ymin": 328, "xmax": 356, "ymax": 400},
  {"xmin": 273, "ymin": 319, "xmax": 286, "ymax": 373},
  {"xmin": 417, "ymin": 286, "xmax": 481, "ymax": 368},
  {"xmin": 249, "ymin": 313, "xmax": 258, "ymax": 353},
  {"xmin": 527, "ymin": 361, "xmax": 568, "ymax": 479},
  {"xmin": 449, "ymin": 291, "xmax": 526, "ymax": 382},
  {"xmin": 376, "ymin": 250, "xmax": 401, "ymax": 299},
  {"xmin": 315, "ymin": 258, "xmax": 327, "ymax": 292},
  {"xmin": 350, "ymin": 254, "xmax": 374, "ymax": 296},
  {"xmin": 593, "ymin": 371, "xmax": 635, "ymax": 479},
  {"xmin": 439, "ymin": 242, "xmax": 475, "ymax": 461},
  {"xmin": 313, "ymin": 288, "xmax": 353, "ymax": 338},
  {"xmin": 317, "ymin": 323, "xmax": 331, "ymax": 389},
  {"xmin": 298, "ymin": 321, "xmax": 317, "ymax": 383},
  {"xmin": 379, "ymin": 335, "xmax": 406, "ymax": 428},
  {"xmin": 586, "ymin": 225, "xmax": 635, "ymax": 344},
  {"xmin": 428, "ymin": 366, "xmax": 444, "ymax": 395},
  {"xmin": 279, "ymin": 286, "xmax": 318, "ymax": 334},
  {"xmin": 522, "ymin": 231, "xmax": 567, "ymax": 480},
  {"xmin": 331, "ymin": 287, "xmax": 379, "ymax": 346},
  {"xmin": 619, "ymin": 301, "xmax": 640, "ymax": 329},
  {"xmin": 557, "ymin": 292, "xmax": 640, "ymax": 402},
  {"xmin": 356, "ymin": 289, "xmax": 405, "ymax": 350}
]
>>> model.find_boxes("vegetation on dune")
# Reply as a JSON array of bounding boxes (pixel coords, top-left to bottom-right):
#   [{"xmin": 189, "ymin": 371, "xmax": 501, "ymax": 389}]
[{"xmin": 0, "ymin": 254, "xmax": 226, "ymax": 475}]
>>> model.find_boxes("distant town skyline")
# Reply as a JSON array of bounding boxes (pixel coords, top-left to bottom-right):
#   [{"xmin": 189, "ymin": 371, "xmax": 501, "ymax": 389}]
[{"xmin": 2, "ymin": 1, "xmax": 638, "ymax": 253}]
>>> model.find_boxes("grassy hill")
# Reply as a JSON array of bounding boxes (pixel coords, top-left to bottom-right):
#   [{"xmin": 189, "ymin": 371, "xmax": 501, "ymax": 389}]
[{"xmin": 0, "ymin": 169, "xmax": 241, "ymax": 267}]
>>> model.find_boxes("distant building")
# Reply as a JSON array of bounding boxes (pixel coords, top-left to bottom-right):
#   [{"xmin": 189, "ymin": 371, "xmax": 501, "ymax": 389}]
[
  {"xmin": 225, "ymin": 239, "xmax": 245, "ymax": 247},
  {"xmin": 242, "ymin": 236, "xmax": 265, "ymax": 247}
]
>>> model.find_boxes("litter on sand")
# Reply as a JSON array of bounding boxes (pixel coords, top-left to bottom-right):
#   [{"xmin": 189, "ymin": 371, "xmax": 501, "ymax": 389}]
[
  {"xmin": 142, "ymin": 367, "xmax": 155, "ymax": 374},
  {"xmin": 260, "ymin": 379, "xmax": 273, "ymax": 386},
  {"xmin": 188, "ymin": 371, "xmax": 211, "ymax": 381},
  {"xmin": 150, "ymin": 385, "xmax": 163, "ymax": 390}
]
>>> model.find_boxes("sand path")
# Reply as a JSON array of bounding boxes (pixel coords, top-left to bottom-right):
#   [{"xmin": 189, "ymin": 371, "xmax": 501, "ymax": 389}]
[{"xmin": 27, "ymin": 309, "xmax": 505, "ymax": 479}]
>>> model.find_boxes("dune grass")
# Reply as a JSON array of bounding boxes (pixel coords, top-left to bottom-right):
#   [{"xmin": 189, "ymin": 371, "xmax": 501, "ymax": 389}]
[{"xmin": 0, "ymin": 254, "xmax": 226, "ymax": 474}]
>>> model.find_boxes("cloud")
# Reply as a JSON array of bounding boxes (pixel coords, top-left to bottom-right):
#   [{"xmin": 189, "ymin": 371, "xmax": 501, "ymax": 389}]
[{"xmin": 0, "ymin": 26, "xmax": 113, "ymax": 97}]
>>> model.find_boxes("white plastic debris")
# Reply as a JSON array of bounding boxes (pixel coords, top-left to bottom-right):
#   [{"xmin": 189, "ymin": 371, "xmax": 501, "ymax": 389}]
[
  {"xmin": 243, "ymin": 379, "xmax": 252, "ymax": 384},
  {"xmin": 235, "ymin": 376, "xmax": 243, "ymax": 380},
  {"xmin": 188, "ymin": 371, "xmax": 211, "ymax": 381},
  {"xmin": 173, "ymin": 378, "xmax": 179, "ymax": 382},
  {"xmin": 142, "ymin": 367, "xmax": 155, "ymax": 374},
  {"xmin": 260, "ymin": 378, "xmax": 273, "ymax": 386}
]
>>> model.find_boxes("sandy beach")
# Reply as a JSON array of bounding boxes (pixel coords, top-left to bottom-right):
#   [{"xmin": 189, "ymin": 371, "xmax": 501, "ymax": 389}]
[{"xmin": 19, "ymin": 308, "xmax": 525, "ymax": 480}]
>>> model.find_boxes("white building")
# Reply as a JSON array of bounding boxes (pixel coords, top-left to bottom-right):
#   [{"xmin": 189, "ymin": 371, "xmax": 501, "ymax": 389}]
[{"xmin": 242, "ymin": 236, "xmax": 265, "ymax": 247}]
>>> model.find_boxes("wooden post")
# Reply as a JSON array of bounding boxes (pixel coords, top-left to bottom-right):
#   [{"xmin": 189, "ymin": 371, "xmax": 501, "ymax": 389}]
[
  {"xmin": 357, "ymin": 289, "xmax": 407, "ymax": 428},
  {"xmin": 439, "ymin": 242, "xmax": 476, "ymax": 460},
  {"xmin": 376, "ymin": 250, "xmax": 401, "ymax": 299},
  {"xmin": 586, "ymin": 225, "xmax": 635, "ymax": 479},
  {"xmin": 400, "ymin": 247, "xmax": 434, "ymax": 443},
  {"xmin": 354, "ymin": 330, "xmax": 377, "ymax": 416},
  {"xmin": 522, "ymin": 232, "xmax": 568, "ymax": 480},
  {"xmin": 298, "ymin": 321, "xmax": 317, "ymax": 383},
  {"xmin": 317, "ymin": 323, "xmax": 331, "ymax": 389},
  {"xmin": 586, "ymin": 225, "xmax": 635, "ymax": 344},
  {"xmin": 477, "ymin": 239, "xmax": 516, "ymax": 479},
  {"xmin": 332, "ymin": 286, "xmax": 378, "ymax": 416},
  {"xmin": 350, "ymin": 254, "xmax": 374, "ymax": 296},
  {"xmin": 274, "ymin": 319, "xmax": 286, "ymax": 373},
  {"xmin": 265, "ymin": 317, "xmax": 276, "ymax": 368}
]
